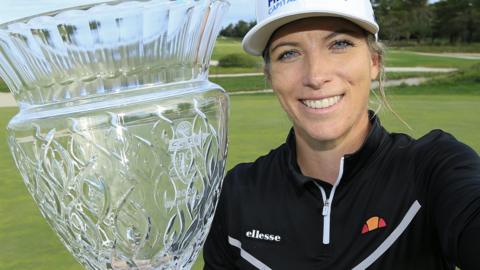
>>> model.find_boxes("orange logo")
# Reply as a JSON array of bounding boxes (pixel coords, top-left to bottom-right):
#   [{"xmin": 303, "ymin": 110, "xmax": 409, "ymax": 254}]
[{"xmin": 362, "ymin": 216, "xmax": 387, "ymax": 234}]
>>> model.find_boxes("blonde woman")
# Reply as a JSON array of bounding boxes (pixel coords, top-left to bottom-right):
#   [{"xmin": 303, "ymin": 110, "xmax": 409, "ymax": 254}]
[{"xmin": 204, "ymin": 0, "xmax": 480, "ymax": 269}]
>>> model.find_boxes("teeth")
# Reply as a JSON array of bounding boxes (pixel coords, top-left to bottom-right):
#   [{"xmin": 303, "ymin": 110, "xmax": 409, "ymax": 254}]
[{"xmin": 303, "ymin": 95, "xmax": 342, "ymax": 109}]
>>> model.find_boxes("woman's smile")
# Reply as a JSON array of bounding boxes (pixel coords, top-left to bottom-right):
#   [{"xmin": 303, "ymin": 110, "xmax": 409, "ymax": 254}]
[{"xmin": 300, "ymin": 94, "xmax": 344, "ymax": 112}]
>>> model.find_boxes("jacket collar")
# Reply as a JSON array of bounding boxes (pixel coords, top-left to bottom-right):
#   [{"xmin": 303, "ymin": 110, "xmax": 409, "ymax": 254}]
[{"xmin": 284, "ymin": 111, "xmax": 389, "ymax": 189}]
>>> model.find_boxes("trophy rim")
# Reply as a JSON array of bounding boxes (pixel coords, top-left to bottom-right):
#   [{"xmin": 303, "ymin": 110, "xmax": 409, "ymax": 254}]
[
  {"xmin": 0, "ymin": 0, "xmax": 230, "ymax": 29},
  {"xmin": 0, "ymin": 0, "xmax": 231, "ymax": 109},
  {"xmin": 0, "ymin": 1, "xmax": 128, "ymax": 29}
]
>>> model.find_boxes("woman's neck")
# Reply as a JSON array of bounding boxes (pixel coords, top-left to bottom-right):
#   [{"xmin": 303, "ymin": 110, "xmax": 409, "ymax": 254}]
[{"xmin": 295, "ymin": 113, "xmax": 371, "ymax": 185}]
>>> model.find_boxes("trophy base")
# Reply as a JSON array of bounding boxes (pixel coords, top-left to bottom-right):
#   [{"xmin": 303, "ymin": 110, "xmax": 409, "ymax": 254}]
[{"xmin": 8, "ymin": 80, "xmax": 228, "ymax": 270}]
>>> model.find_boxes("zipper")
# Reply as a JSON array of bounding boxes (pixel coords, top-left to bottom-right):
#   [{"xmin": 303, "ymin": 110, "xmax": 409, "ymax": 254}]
[{"xmin": 314, "ymin": 157, "xmax": 345, "ymax": 245}]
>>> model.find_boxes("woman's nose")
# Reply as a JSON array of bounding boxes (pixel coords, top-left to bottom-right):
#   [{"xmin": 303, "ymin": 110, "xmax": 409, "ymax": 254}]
[{"xmin": 302, "ymin": 54, "xmax": 332, "ymax": 90}]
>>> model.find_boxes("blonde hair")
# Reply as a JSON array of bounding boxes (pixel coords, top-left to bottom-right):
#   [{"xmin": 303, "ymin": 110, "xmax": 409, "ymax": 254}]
[
  {"xmin": 262, "ymin": 32, "xmax": 411, "ymax": 129},
  {"xmin": 366, "ymin": 34, "xmax": 411, "ymax": 129}
]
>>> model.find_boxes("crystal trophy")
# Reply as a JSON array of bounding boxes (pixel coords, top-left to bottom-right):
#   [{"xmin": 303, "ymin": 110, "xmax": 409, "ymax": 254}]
[{"xmin": 0, "ymin": 0, "xmax": 229, "ymax": 269}]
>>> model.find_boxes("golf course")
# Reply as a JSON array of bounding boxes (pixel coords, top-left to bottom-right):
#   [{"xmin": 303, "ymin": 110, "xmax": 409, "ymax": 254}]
[{"xmin": 0, "ymin": 37, "xmax": 479, "ymax": 269}]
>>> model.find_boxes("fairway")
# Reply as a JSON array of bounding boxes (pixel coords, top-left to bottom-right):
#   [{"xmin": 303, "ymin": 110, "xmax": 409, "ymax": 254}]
[
  {"xmin": 386, "ymin": 51, "xmax": 479, "ymax": 69},
  {"xmin": 212, "ymin": 38, "xmax": 250, "ymax": 61},
  {"xmin": 209, "ymin": 72, "xmax": 443, "ymax": 93},
  {"xmin": 211, "ymin": 38, "xmax": 479, "ymax": 69},
  {"xmin": 0, "ymin": 93, "xmax": 479, "ymax": 270}
]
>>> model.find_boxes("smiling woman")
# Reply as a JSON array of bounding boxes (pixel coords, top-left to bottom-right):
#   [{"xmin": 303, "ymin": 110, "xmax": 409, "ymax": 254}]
[
  {"xmin": 203, "ymin": 0, "xmax": 480, "ymax": 270},
  {"xmin": 266, "ymin": 18, "xmax": 379, "ymax": 183}
]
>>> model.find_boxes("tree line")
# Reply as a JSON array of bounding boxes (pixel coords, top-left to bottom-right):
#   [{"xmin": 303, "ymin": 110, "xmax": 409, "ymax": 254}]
[
  {"xmin": 220, "ymin": 0, "xmax": 480, "ymax": 43},
  {"xmin": 220, "ymin": 20, "xmax": 257, "ymax": 38}
]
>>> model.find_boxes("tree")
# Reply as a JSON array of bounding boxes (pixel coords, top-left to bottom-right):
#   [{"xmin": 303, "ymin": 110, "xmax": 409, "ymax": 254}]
[
  {"xmin": 219, "ymin": 20, "xmax": 256, "ymax": 38},
  {"xmin": 373, "ymin": 0, "xmax": 432, "ymax": 42},
  {"xmin": 432, "ymin": 0, "xmax": 480, "ymax": 43},
  {"xmin": 233, "ymin": 20, "xmax": 250, "ymax": 37},
  {"xmin": 220, "ymin": 23, "xmax": 235, "ymax": 37}
]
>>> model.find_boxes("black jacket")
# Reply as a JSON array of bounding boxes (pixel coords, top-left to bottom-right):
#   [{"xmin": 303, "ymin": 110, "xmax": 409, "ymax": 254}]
[{"xmin": 204, "ymin": 114, "xmax": 480, "ymax": 270}]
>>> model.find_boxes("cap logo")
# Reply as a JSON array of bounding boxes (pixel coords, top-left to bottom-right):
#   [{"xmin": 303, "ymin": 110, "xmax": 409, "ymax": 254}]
[{"xmin": 268, "ymin": 0, "xmax": 297, "ymax": 15}]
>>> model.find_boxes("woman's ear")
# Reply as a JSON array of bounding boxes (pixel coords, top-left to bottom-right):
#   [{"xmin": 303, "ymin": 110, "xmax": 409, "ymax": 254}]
[
  {"xmin": 370, "ymin": 53, "xmax": 380, "ymax": 81},
  {"xmin": 264, "ymin": 65, "xmax": 272, "ymax": 84}
]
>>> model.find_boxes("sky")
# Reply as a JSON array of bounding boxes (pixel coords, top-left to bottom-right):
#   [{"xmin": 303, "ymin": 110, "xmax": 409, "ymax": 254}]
[
  {"xmin": 0, "ymin": 0, "xmax": 440, "ymax": 27},
  {"xmin": 0, "ymin": 0, "xmax": 256, "ymax": 26}
]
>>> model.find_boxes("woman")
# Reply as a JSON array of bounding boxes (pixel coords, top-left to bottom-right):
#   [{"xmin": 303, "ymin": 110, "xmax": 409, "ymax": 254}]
[{"xmin": 203, "ymin": 0, "xmax": 480, "ymax": 269}]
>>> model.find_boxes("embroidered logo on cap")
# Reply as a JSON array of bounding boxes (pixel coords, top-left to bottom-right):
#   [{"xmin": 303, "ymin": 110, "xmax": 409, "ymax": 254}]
[
  {"xmin": 267, "ymin": 0, "xmax": 298, "ymax": 15},
  {"xmin": 361, "ymin": 216, "xmax": 387, "ymax": 234}
]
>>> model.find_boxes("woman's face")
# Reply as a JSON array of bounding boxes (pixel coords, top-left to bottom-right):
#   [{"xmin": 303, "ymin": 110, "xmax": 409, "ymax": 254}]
[{"xmin": 268, "ymin": 17, "xmax": 379, "ymax": 146}]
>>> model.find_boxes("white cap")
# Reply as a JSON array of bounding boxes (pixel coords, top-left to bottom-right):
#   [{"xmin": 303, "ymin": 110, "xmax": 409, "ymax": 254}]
[{"xmin": 242, "ymin": 0, "xmax": 379, "ymax": 56}]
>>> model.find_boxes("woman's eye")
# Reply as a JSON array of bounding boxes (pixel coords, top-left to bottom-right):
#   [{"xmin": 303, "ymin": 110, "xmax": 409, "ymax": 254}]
[
  {"xmin": 331, "ymin": 40, "xmax": 354, "ymax": 50},
  {"xmin": 277, "ymin": 50, "xmax": 299, "ymax": 61}
]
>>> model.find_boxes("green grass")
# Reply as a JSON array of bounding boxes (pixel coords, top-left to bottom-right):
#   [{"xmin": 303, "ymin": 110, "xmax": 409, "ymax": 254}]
[
  {"xmin": 386, "ymin": 50, "xmax": 479, "ymax": 69},
  {"xmin": 387, "ymin": 42, "xmax": 480, "ymax": 53},
  {"xmin": 385, "ymin": 72, "xmax": 441, "ymax": 80},
  {"xmin": 377, "ymin": 95, "xmax": 480, "ymax": 152},
  {"xmin": 212, "ymin": 38, "xmax": 479, "ymax": 69},
  {"xmin": 388, "ymin": 63, "xmax": 480, "ymax": 95},
  {"xmin": 389, "ymin": 80, "xmax": 480, "ymax": 95},
  {"xmin": 0, "ymin": 80, "xmax": 7, "ymax": 93},
  {"xmin": 212, "ymin": 37, "xmax": 254, "ymax": 61},
  {"xmin": 210, "ymin": 73, "xmax": 444, "ymax": 93},
  {"xmin": 1, "ymin": 91, "xmax": 479, "ymax": 269},
  {"xmin": 209, "ymin": 38, "xmax": 479, "ymax": 75},
  {"xmin": 209, "ymin": 66, "xmax": 263, "ymax": 75},
  {"xmin": 228, "ymin": 94, "xmax": 480, "ymax": 165},
  {"xmin": 210, "ymin": 75, "xmax": 268, "ymax": 92},
  {"xmin": 210, "ymin": 38, "xmax": 263, "ymax": 74}
]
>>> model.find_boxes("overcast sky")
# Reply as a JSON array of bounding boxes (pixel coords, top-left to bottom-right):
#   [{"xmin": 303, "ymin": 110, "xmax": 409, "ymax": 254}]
[
  {"xmin": 0, "ymin": 0, "xmax": 440, "ymax": 26},
  {"xmin": 0, "ymin": 0, "xmax": 255, "ymax": 26}
]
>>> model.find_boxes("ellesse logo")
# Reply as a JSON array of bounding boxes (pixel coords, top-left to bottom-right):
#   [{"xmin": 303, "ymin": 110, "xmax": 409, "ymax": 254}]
[
  {"xmin": 246, "ymin": 229, "xmax": 281, "ymax": 242},
  {"xmin": 361, "ymin": 216, "xmax": 387, "ymax": 234}
]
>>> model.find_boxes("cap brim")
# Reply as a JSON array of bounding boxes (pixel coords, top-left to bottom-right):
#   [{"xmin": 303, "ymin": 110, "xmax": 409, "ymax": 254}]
[{"xmin": 242, "ymin": 11, "xmax": 379, "ymax": 56}]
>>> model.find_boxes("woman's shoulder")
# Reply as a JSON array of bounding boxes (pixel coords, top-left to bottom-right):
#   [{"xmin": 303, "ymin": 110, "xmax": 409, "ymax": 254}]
[
  {"xmin": 412, "ymin": 129, "xmax": 477, "ymax": 158},
  {"xmin": 394, "ymin": 129, "xmax": 480, "ymax": 176},
  {"xmin": 376, "ymin": 128, "xmax": 478, "ymax": 179},
  {"xmin": 387, "ymin": 128, "xmax": 476, "ymax": 156}
]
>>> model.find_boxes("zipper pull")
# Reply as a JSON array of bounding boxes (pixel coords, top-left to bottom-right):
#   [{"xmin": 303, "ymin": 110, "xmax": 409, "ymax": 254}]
[{"xmin": 322, "ymin": 201, "xmax": 330, "ymax": 216}]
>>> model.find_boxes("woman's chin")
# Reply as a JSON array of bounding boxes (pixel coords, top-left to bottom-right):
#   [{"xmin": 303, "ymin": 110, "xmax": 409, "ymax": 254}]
[{"xmin": 296, "ymin": 124, "xmax": 345, "ymax": 145}]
